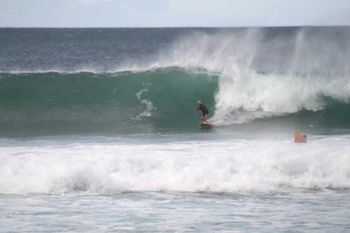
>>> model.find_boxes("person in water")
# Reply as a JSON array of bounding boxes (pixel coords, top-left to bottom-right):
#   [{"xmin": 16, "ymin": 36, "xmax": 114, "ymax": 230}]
[
  {"xmin": 294, "ymin": 130, "xmax": 307, "ymax": 143},
  {"xmin": 196, "ymin": 100, "xmax": 209, "ymax": 122}
]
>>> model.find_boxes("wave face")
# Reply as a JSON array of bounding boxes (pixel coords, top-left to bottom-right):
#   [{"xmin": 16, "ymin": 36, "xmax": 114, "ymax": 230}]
[
  {"xmin": 1, "ymin": 70, "xmax": 350, "ymax": 136},
  {"xmin": 0, "ymin": 69, "xmax": 218, "ymax": 136},
  {"xmin": 1, "ymin": 27, "xmax": 350, "ymax": 135}
]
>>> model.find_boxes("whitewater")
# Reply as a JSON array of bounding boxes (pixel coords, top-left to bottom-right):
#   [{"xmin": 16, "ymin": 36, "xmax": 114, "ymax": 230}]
[{"xmin": 0, "ymin": 27, "xmax": 350, "ymax": 232}]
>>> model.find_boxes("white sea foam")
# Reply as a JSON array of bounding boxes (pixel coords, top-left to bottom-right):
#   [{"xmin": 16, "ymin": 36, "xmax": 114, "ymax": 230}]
[
  {"xmin": 1, "ymin": 136, "xmax": 349, "ymax": 194},
  {"xmin": 211, "ymin": 72, "xmax": 350, "ymax": 125},
  {"xmin": 135, "ymin": 88, "xmax": 155, "ymax": 119},
  {"xmin": 128, "ymin": 29, "xmax": 350, "ymax": 125}
]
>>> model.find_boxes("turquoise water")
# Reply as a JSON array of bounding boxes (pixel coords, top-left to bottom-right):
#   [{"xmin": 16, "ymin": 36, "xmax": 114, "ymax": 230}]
[{"xmin": 1, "ymin": 27, "xmax": 350, "ymax": 232}]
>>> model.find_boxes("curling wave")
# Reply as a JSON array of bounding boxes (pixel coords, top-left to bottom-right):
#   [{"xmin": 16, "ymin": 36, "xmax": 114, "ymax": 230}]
[
  {"xmin": 1, "ymin": 27, "xmax": 350, "ymax": 136},
  {"xmin": 1, "ymin": 69, "xmax": 350, "ymax": 136}
]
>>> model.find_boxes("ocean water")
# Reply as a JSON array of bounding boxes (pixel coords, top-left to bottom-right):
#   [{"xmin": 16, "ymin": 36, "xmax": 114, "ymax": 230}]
[{"xmin": 1, "ymin": 27, "xmax": 350, "ymax": 232}]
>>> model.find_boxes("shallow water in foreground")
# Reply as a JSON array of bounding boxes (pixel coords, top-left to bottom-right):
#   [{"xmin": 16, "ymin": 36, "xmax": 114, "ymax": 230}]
[
  {"xmin": 1, "ymin": 133, "xmax": 350, "ymax": 232},
  {"xmin": 1, "ymin": 191, "xmax": 349, "ymax": 232}
]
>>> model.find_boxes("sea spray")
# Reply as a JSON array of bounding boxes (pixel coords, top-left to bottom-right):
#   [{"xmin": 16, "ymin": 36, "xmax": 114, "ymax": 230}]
[
  {"xmin": 1, "ymin": 27, "xmax": 350, "ymax": 135},
  {"xmin": 1, "ymin": 27, "xmax": 350, "ymax": 233},
  {"xmin": 146, "ymin": 28, "xmax": 350, "ymax": 124}
]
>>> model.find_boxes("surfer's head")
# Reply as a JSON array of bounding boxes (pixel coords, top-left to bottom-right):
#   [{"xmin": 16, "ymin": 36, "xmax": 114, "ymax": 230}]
[{"xmin": 197, "ymin": 100, "xmax": 202, "ymax": 105}]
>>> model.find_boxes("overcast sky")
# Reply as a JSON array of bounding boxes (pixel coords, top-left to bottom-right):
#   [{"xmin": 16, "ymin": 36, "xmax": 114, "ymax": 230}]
[{"xmin": 1, "ymin": 0, "xmax": 350, "ymax": 27}]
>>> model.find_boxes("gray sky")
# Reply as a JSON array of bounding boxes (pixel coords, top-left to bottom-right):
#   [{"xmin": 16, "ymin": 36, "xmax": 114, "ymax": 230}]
[{"xmin": 1, "ymin": 0, "xmax": 350, "ymax": 27}]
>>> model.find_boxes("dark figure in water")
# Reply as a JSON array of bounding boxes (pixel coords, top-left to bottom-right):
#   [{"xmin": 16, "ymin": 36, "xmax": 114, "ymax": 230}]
[{"xmin": 196, "ymin": 100, "xmax": 209, "ymax": 122}]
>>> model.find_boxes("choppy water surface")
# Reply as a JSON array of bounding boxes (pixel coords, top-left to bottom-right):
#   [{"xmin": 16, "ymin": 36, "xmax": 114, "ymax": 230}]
[
  {"xmin": 1, "ymin": 27, "xmax": 350, "ymax": 232},
  {"xmin": 1, "ymin": 192, "xmax": 349, "ymax": 232}
]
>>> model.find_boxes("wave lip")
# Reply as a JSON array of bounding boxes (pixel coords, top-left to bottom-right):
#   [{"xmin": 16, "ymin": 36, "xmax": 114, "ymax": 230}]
[{"xmin": 112, "ymin": 28, "xmax": 350, "ymax": 126}]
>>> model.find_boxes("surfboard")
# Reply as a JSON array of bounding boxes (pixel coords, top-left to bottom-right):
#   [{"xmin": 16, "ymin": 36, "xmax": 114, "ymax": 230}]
[{"xmin": 200, "ymin": 121, "xmax": 212, "ymax": 129}]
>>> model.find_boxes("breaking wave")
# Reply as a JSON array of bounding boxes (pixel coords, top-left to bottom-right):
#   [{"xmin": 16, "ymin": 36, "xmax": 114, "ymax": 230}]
[{"xmin": 1, "ymin": 27, "xmax": 350, "ymax": 135}]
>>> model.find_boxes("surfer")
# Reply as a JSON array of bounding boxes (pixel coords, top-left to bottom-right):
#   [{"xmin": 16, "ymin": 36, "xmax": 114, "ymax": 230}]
[{"xmin": 196, "ymin": 100, "xmax": 209, "ymax": 122}]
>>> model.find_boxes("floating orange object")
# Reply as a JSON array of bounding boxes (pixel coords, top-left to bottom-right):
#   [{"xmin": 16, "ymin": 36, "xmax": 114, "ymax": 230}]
[{"xmin": 294, "ymin": 130, "xmax": 307, "ymax": 143}]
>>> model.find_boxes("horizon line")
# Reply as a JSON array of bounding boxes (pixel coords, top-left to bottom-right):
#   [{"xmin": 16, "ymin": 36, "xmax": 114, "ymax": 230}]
[{"xmin": 0, "ymin": 24, "xmax": 350, "ymax": 29}]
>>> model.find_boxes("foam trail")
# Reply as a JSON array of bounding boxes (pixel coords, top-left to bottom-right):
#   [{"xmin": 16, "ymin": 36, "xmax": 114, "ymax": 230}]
[
  {"xmin": 135, "ymin": 87, "xmax": 155, "ymax": 119},
  {"xmin": 1, "ymin": 137, "xmax": 350, "ymax": 194}
]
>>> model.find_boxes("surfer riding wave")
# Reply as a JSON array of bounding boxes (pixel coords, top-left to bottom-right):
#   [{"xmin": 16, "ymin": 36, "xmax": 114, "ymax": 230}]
[{"xmin": 196, "ymin": 100, "xmax": 209, "ymax": 122}]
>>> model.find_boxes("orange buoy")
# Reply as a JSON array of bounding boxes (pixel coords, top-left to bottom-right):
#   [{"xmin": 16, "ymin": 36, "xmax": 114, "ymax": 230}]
[{"xmin": 294, "ymin": 130, "xmax": 307, "ymax": 143}]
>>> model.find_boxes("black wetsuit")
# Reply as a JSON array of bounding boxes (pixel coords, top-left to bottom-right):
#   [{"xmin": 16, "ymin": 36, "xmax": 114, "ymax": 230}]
[{"xmin": 197, "ymin": 103, "xmax": 209, "ymax": 117}]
